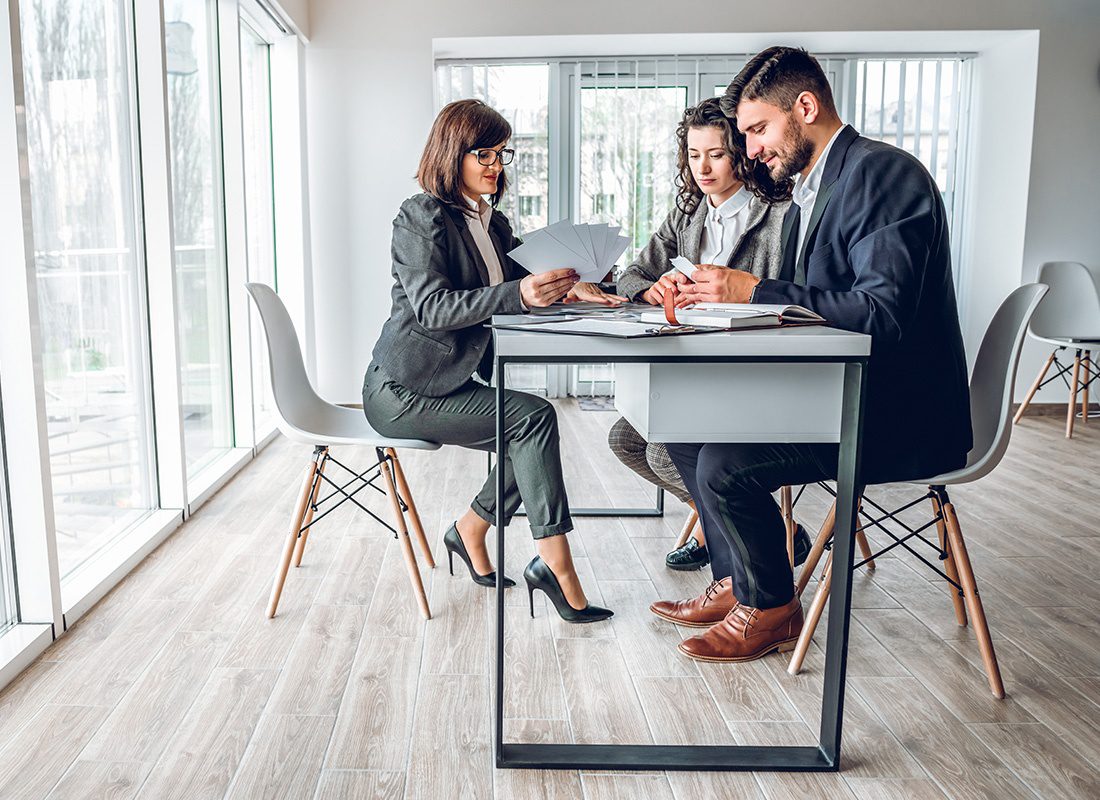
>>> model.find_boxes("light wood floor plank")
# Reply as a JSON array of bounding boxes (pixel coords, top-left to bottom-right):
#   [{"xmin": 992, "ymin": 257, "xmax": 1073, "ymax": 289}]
[
  {"xmin": 46, "ymin": 760, "xmax": 149, "ymax": 800},
  {"xmin": 137, "ymin": 667, "xmax": 278, "ymax": 800},
  {"xmin": 0, "ymin": 704, "xmax": 110, "ymax": 800},
  {"xmin": 224, "ymin": 714, "xmax": 335, "ymax": 800},
  {"xmin": 503, "ymin": 604, "xmax": 568, "ymax": 721},
  {"xmin": 80, "ymin": 630, "xmax": 230, "ymax": 763},
  {"xmin": 844, "ymin": 778, "xmax": 949, "ymax": 800},
  {"xmin": 634, "ymin": 676, "xmax": 734, "ymax": 745},
  {"xmin": 555, "ymin": 637, "xmax": 651, "ymax": 745},
  {"xmin": 326, "ymin": 636, "xmax": 421, "ymax": 771},
  {"xmin": 966, "ymin": 722, "xmax": 1100, "ymax": 800},
  {"xmin": 406, "ymin": 673, "xmax": 492, "ymax": 800},
  {"xmin": 314, "ymin": 770, "xmax": 404, "ymax": 800},
  {"xmin": 266, "ymin": 604, "xmax": 366, "ymax": 717},
  {"xmin": 49, "ymin": 599, "xmax": 189, "ymax": 708},
  {"xmin": 581, "ymin": 774, "xmax": 675, "ymax": 800},
  {"xmin": 851, "ymin": 677, "xmax": 1038, "ymax": 800},
  {"xmin": 666, "ymin": 770, "xmax": 766, "ymax": 800}
]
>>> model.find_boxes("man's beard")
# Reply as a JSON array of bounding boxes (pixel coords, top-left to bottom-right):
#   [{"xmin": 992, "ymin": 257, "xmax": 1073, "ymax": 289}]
[{"xmin": 768, "ymin": 123, "xmax": 815, "ymax": 182}]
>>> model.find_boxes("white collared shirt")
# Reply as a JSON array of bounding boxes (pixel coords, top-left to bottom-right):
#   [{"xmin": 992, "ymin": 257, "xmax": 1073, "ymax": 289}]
[
  {"xmin": 698, "ymin": 187, "xmax": 754, "ymax": 267},
  {"xmin": 791, "ymin": 124, "xmax": 847, "ymax": 264},
  {"xmin": 463, "ymin": 194, "xmax": 504, "ymax": 286}
]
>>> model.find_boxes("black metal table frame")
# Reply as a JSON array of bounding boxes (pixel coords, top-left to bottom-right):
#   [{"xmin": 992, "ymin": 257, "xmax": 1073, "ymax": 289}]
[{"xmin": 494, "ymin": 349, "xmax": 868, "ymax": 772}]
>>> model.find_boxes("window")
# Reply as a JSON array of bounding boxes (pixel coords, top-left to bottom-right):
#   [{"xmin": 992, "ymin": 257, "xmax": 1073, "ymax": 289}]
[
  {"xmin": 239, "ymin": 21, "xmax": 278, "ymax": 437},
  {"xmin": 20, "ymin": 0, "xmax": 157, "ymax": 577},
  {"xmin": 165, "ymin": 0, "xmax": 234, "ymax": 478},
  {"xmin": 436, "ymin": 63, "xmax": 550, "ymax": 233},
  {"xmin": 0, "ymin": 394, "xmax": 14, "ymax": 633},
  {"xmin": 518, "ymin": 194, "xmax": 542, "ymax": 218},
  {"xmin": 855, "ymin": 57, "xmax": 972, "ymax": 268}
]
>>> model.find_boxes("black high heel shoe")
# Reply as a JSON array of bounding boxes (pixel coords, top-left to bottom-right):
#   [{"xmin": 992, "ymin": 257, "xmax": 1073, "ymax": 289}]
[
  {"xmin": 523, "ymin": 556, "xmax": 613, "ymax": 623},
  {"xmin": 443, "ymin": 523, "xmax": 515, "ymax": 588}
]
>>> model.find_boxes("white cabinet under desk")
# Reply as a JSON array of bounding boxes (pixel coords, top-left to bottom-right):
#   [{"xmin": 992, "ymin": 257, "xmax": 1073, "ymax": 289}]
[{"xmin": 614, "ymin": 360, "xmax": 848, "ymax": 443}]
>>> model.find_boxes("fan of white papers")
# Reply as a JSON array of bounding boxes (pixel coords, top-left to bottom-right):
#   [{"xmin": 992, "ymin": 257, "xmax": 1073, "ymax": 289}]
[{"xmin": 507, "ymin": 220, "xmax": 630, "ymax": 283}]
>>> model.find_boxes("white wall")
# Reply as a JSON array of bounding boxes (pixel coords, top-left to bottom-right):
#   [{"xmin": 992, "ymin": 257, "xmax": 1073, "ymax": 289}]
[{"xmin": 304, "ymin": 0, "xmax": 1100, "ymax": 404}]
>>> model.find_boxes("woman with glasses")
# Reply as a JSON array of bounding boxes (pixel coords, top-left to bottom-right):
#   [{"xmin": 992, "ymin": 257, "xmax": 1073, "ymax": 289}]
[
  {"xmin": 608, "ymin": 98, "xmax": 811, "ymax": 572},
  {"xmin": 363, "ymin": 99, "xmax": 615, "ymax": 623}
]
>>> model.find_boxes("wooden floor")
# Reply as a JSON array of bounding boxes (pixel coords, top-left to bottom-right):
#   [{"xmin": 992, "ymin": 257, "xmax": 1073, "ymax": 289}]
[{"xmin": 1, "ymin": 403, "xmax": 1098, "ymax": 799}]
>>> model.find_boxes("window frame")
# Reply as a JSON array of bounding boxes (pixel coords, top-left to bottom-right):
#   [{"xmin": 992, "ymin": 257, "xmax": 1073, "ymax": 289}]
[{"xmin": 0, "ymin": 0, "xmax": 311, "ymax": 692}]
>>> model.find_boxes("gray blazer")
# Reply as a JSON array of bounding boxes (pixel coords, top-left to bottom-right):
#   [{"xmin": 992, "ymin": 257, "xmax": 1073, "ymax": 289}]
[
  {"xmin": 368, "ymin": 193, "xmax": 528, "ymax": 397},
  {"xmin": 616, "ymin": 195, "xmax": 791, "ymax": 302}
]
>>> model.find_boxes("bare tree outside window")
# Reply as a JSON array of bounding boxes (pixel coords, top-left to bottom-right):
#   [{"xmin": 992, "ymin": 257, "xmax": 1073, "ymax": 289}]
[
  {"xmin": 20, "ymin": 0, "xmax": 156, "ymax": 575},
  {"xmin": 165, "ymin": 0, "xmax": 234, "ymax": 477}
]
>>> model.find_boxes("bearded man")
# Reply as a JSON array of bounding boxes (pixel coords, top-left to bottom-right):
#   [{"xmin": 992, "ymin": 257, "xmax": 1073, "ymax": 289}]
[{"xmin": 652, "ymin": 46, "xmax": 972, "ymax": 663}]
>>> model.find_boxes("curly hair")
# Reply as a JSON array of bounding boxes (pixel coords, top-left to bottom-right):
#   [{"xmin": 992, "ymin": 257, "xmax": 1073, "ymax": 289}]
[{"xmin": 674, "ymin": 98, "xmax": 791, "ymax": 216}]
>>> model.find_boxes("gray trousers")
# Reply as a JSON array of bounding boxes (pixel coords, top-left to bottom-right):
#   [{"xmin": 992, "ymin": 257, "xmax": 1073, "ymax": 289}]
[
  {"xmin": 607, "ymin": 417, "xmax": 693, "ymax": 504},
  {"xmin": 362, "ymin": 365, "xmax": 572, "ymax": 538}
]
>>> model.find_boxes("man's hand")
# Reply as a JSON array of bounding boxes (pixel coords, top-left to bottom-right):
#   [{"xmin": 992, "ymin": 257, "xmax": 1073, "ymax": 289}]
[
  {"xmin": 642, "ymin": 270, "xmax": 691, "ymax": 305},
  {"xmin": 564, "ymin": 282, "xmax": 628, "ymax": 306},
  {"xmin": 676, "ymin": 266, "xmax": 759, "ymax": 307},
  {"xmin": 520, "ymin": 269, "xmax": 579, "ymax": 308}
]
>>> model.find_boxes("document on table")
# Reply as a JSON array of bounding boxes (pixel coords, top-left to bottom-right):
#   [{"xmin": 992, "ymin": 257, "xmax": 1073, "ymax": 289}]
[
  {"xmin": 507, "ymin": 221, "xmax": 630, "ymax": 283},
  {"xmin": 492, "ymin": 318, "xmax": 724, "ymax": 338}
]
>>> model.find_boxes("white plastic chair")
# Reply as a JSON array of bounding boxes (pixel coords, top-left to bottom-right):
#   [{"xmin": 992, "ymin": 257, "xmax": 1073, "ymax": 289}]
[
  {"xmin": 1013, "ymin": 262, "xmax": 1100, "ymax": 437},
  {"xmin": 247, "ymin": 283, "xmax": 439, "ymax": 620},
  {"xmin": 789, "ymin": 283, "xmax": 1049, "ymax": 699}
]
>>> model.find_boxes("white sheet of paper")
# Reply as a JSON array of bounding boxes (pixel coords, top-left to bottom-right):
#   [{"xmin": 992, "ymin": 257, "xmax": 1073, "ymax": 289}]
[
  {"xmin": 508, "ymin": 233, "xmax": 583, "ymax": 274},
  {"xmin": 670, "ymin": 255, "xmax": 698, "ymax": 280},
  {"xmin": 543, "ymin": 220, "xmax": 595, "ymax": 270},
  {"xmin": 588, "ymin": 224, "xmax": 608, "ymax": 266}
]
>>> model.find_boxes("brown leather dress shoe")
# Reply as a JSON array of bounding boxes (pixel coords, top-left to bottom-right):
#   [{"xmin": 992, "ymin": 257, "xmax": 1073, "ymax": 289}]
[
  {"xmin": 678, "ymin": 596, "xmax": 804, "ymax": 662},
  {"xmin": 649, "ymin": 578, "xmax": 737, "ymax": 628}
]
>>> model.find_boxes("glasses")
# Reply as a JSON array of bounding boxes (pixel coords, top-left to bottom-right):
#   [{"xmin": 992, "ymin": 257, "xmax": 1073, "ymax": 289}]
[{"xmin": 468, "ymin": 147, "xmax": 515, "ymax": 166}]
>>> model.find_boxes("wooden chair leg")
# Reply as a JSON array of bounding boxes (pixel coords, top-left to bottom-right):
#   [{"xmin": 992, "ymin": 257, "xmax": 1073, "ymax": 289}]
[
  {"xmin": 293, "ymin": 450, "xmax": 328, "ymax": 568},
  {"xmin": 931, "ymin": 495, "xmax": 968, "ymax": 626},
  {"xmin": 781, "ymin": 486, "xmax": 796, "ymax": 568},
  {"xmin": 795, "ymin": 500, "xmax": 835, "ymax": 596},
  {"xmin": 1082, "ymin": 350, "xmax": 1091, "ymax": 424},
  {"xmin": 674, "ymin": 505, "xmax": 699, "ymax": 549},
  {"xmin": 855, "ymin": 527, "xmax": 875, "ymax": 570},
  {"xmin": 789, "ymin": 552, "xmax": 832, "ymax": 674},
  {"xmin": 267, "ymin": 455, "xmax": 320, "ymax": 619},
  {"xmin": 386, "ymin": 448, "xmax": 436, "ymax": 568},
  {"xmin": 1066, "ymin": 350, "xmax": 1082, "ymax": 438},
  {"xmin": 380, "ymin": 453, "xmax": 431, "ymax": 620},
  {"xmin": 1014, "ymin": 351, "xmax": 1055, "ymax": 424},
  {"xmin": 941, "ymin": 499, "xmax": 1005, "ymax": 699}
]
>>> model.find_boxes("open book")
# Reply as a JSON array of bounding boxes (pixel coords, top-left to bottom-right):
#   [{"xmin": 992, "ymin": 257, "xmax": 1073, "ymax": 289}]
[{"xmin": 639, "ymin": 303, "xmax": 825, "ymax": 329}]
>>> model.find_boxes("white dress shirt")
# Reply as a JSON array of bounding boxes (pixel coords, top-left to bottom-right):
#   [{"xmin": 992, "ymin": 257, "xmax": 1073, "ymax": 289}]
[
  {"xmin": 463, "ymin": 194, "xmax": 504, "ymax": 286},
  {"xmin": 791, "ymin": 124, "xmax": 847, "ymax": 264},
  {"xmin": 698, "ymin": 187, "xmax": 754, "ymax": 267}
]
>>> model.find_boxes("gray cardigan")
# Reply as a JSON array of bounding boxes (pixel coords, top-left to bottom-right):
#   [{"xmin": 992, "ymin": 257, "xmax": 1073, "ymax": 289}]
[
  {"xmin": 616, "ymin": 195, "xmax": 791, "ymax": 302},
  {"xmin": 368, "ymin": 193, "xmax": 528, "ymax": 397}
]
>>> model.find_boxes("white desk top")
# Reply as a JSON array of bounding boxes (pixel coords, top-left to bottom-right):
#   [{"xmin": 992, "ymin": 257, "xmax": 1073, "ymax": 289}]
[{"xmin": 492, "ymin": 319, "xmax": 871, "ymax": 359}]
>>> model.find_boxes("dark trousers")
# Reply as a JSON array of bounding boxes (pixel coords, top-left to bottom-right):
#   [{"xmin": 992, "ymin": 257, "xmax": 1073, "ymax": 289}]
[
  {"xmin": 666, "ymin": 442, "xmax": 839, "ymax": 610},
  {"xmin": 362, "ymin": 365, "xmax": 572, "ymax": 538}
]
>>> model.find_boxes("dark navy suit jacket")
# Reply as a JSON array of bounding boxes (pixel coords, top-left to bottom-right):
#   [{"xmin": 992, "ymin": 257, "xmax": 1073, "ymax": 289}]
[{"xmin": 753, "ymin": 125, "xmax": 973, "ymax": 482}]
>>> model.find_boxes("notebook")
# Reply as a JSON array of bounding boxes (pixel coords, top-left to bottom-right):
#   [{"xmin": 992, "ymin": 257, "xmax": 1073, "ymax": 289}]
[{"xmin": 639, "ymin": 303, "xmax": 825, "ymax": 329}]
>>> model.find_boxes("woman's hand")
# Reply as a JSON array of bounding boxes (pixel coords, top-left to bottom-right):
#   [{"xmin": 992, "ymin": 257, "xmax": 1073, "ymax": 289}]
[
  {"xmin": 642, "ymin": 270, "xmax": 691, "ymax": 305},
  {"xmin": 564, "ymin": 282, "xmax": 628, "ymax": 306},
  {"xmin": 520, "ymin": 268, "xmax": 579, "ymax": 308}
]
